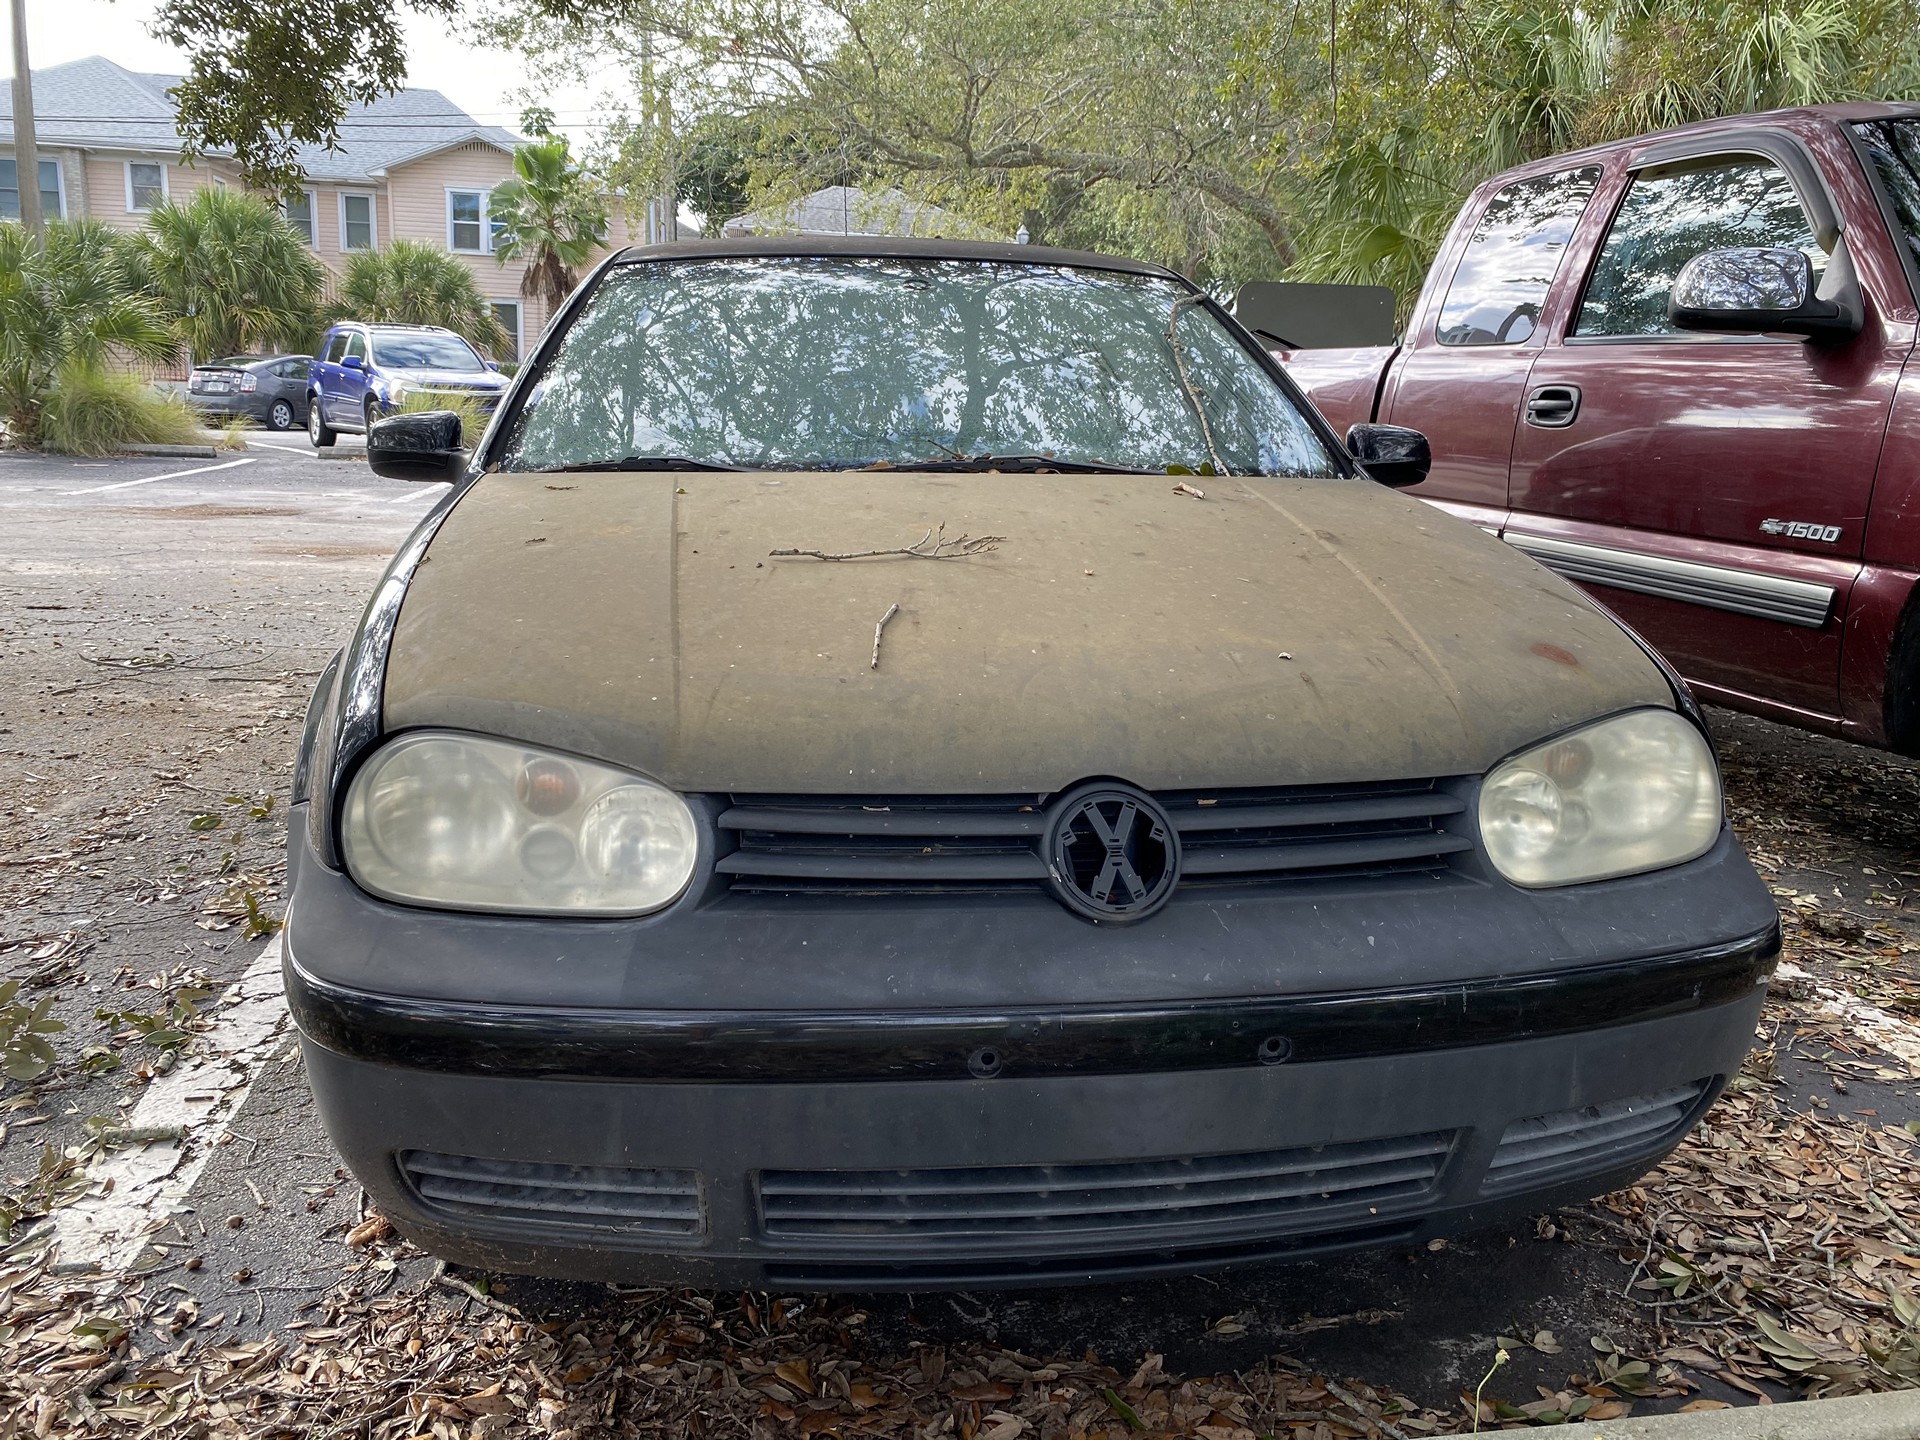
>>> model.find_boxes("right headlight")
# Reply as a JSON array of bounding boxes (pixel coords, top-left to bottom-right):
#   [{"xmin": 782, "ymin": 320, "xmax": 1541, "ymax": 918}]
[
  {"xmin": 341, "ymin": 731, "xmax": 699, "ymax": 915},
  {"xmin": 1478, "ymin": 708, "xmax": 1721, "ymax": 888}
]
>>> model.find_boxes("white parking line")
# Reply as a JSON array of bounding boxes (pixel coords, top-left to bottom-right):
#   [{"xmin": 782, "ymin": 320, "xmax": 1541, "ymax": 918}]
[
  {"xmin": 387, "ymin": 483, "xmax": 449, "ymax": 503},
  {"xmin": 65, "ymin": 457, "xmax": 257, "ymax": 495},
  {"xmin": 51, "ymin": 936, "xmax": 289, "ymax": 1273},
  {"xmin": 247, "ymin": 440, "xmax": 320, "ymax": 459},
  {"xmin": 1776, "ymin": 958, "xmax": 1920, "ymax": 1076}
]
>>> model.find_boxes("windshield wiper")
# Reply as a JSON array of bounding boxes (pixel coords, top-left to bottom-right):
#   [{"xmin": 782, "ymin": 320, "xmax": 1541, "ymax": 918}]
[
  {"xmin": 893, "ymin": 455, "xmax": 1160, "ymax": 474},
  {"xmin": 533, "ymin": 456, "xmax": 742, "ymax": 473}
]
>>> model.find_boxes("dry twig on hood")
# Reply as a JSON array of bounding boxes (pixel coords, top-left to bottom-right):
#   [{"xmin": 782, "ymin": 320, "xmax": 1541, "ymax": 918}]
[
  {"xmin": 770, "ymin": 523, "xmax": 1004, "ymax": 562},
  {"xmin": 870, "ymin": 603, "xmax": 901, "ymax": 671}
]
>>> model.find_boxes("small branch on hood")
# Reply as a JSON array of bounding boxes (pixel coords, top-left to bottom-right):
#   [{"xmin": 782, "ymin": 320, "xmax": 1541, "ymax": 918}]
[
  {"xmin": 770, "ymin": 523, "xmax": 1004, "ymax": 562},
  {"xmin": 870, "ymin": 602, "xmax": 901, "ymax": 671}
]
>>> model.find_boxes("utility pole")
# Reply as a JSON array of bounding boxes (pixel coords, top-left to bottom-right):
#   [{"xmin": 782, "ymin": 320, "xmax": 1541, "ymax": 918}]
[{"xmin": 8, "ymin": 0, "xmax": 43, "ymax": 241}]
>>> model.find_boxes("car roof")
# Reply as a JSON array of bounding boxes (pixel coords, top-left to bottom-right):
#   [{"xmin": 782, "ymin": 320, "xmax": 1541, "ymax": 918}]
[
  {"xmin": 329, "ymin": 322, "xmax": 460, "ymax": 334},
  {"xmin": 1483, "ymin": 100, "xmax": 1920, "ymax": 185},
  {"xmin": 609, "ymin": 234, "xmax": 1185, "ymax": 281}
]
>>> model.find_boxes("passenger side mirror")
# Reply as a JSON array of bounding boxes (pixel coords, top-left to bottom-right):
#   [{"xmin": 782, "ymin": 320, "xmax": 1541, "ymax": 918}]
[
  {"xmin": 1346, "ymin": 424, "xmax": 1431, "ymax": 489},
  {"xmin": 341, "ymin": 355, "xmax": 366, "ymax": 372},
  {"xmin": 368, "ymin": 410, "xmax": 467, "ymax": 484},
  {"xmin": 1668, "ymin": 246, "xmax": 1863, "ymax": 339}
]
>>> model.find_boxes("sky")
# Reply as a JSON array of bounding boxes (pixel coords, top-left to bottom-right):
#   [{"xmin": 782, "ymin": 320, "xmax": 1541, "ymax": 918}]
[{"xmin": 8, "ymin": 0, "xmax": 617, "ymax": 141}]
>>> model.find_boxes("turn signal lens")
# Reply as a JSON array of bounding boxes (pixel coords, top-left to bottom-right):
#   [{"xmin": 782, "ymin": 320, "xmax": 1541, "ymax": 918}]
[
  {"xmin": 343, "ymin": 732, "xmax": 698, "ymax": 914},
  {"xmin": 1478, "ymin": 709, "xmax": 1720, "ymax": 887}
]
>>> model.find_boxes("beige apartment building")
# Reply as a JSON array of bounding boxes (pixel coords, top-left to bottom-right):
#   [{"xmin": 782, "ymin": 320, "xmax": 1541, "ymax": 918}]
[{"xmin": 0, "ymin": 56, "xmax": 641, "ymax": 361}]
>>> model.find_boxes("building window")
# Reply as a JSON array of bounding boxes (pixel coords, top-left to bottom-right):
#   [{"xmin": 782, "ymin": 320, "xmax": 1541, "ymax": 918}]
[
  {"xmin": 282, "ymin": 190, "xmax": 316, "ymax": 246},
  {"xmin": 340, "ymin": 193, "xmax": 376, "ymax": 251},
  {"xmin": 0, "ymin": 158, "xmax": 63, "ymax": 219},
  {"xmin": 449, "ymin": 189, "xmax": 489, "ymax": 252},
  {"xmin": 126, "ymin": 161, "xmax": 167, "ymax": 212},
  {"xmin": 490, "ymin": 301, "xmax": 523, "ymax": 362}
]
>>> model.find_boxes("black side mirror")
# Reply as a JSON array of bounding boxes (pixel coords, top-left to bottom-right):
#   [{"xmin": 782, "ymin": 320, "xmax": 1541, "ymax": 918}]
[
  {"xmin": 1668, "ymin": 245, "xmax": 1863, "ymax": 339},
  {"xmin": 368, "ymin": 410, "xmax": 467, "ymax": 484},
  {"xmin": 1346, "ymin": 423, "xmax": 1430, "ymax": 489}
]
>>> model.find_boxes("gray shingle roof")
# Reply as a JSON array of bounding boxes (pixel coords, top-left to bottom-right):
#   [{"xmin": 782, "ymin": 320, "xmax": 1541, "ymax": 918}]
[{"xmin": 0, "ymin": 55, "xmax": 521, "ymax": 181}]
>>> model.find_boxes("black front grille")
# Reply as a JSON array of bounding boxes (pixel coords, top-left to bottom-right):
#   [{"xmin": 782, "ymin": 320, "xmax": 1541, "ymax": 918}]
[
  {"xmin": 759, "ymin": 1131, "xmax": 1455, "ymax": 1252},
  {"xmin": 718, "ymin": 780, "xmax": 1469, "ymax": 898},
  {"xmin": 400, "ymin": 1151, "xmax": 704, "ymax": 1237},
  {"xmin": 1481, "ymin": 1080, "xmax": 1713, "ymax": 1194}
]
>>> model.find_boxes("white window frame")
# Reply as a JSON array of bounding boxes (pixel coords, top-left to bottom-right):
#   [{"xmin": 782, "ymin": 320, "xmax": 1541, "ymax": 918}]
[
  {"xmin": 447, "ymin": 187, "xmax": 492, "ymax": 253},
  {"xmin": 339, "ymin": 191, "xmax": 378, "ymax": 252},
  {"xmin": 124, "ymin": 159, "xmax": 168, "ymax": 213},
  {"xmin": 2, "ymin": 156, "xmax": 66, "ymax": 220},
  {"xmin": 490, "ymin": 299, "xmax": 524, "ymax": 362},
  {"xmin": 281, "ymin": 188, "xmax": 318, "ymax": 247}
]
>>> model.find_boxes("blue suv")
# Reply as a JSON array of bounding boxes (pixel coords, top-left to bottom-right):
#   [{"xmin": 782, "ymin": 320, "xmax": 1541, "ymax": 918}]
[{"xmin": 307, "ymin": 323, "xmax": 510, "ymax": 448}]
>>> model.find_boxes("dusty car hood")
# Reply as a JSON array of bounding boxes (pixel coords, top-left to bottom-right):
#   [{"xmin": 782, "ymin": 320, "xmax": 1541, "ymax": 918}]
[{"xmin": 383, "ymin": 471, "xmax": 1671, "ymax": 792}]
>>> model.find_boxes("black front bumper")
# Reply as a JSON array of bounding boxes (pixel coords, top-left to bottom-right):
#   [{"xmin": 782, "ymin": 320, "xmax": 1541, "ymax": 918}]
[{"xmin": 285, "ymin": 809, "xmax": 1779, "ymax": 1288}]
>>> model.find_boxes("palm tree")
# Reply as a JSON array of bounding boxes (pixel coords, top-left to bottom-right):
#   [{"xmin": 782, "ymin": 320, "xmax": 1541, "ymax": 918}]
[
  {"xmin": 491, "ymin": 138, "xmax": 609, "ymax": 317},
  {"xmin": 127, "ymin": 188, "xmax": 326, "ymax": 363},
  {"xmin": 335, "ymin": 240, "xmax": 511, "ymax": 355},
  {"xmin": 0, "ymin": 219, "xmax": 176, "ymax": 447}
]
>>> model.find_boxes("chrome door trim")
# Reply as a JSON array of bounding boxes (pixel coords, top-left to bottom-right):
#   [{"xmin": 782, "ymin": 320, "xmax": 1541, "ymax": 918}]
[{"xmin": 1508, "ymin": 533, "xmax": 1835, "ymax": 628}]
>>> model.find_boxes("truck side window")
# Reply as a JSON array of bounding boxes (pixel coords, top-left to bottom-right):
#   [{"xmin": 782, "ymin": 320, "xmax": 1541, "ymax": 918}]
[
  {"xmin": 1574, "ymin": 157, "xmax": 1825, "ymax": 337},
  {"xmin": 344, "ymin": 333, "xmax": 369, "ymax": 363},
  {"xmin": 1436, "ymin": 166, "xmax": 1601, "ymax": 347},
  {"xmin": 1852, "ymin": 118, "xmax": 1920, "ymax": 271},
  {"xmin": 323, "ymin": 333, "xmax": 349, "ymax": 364}
]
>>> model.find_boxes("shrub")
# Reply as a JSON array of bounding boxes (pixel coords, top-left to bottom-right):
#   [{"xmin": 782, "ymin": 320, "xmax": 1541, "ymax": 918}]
[
  {"xmin": 395, "ymin": 388, "xmax": 492, "ymax": 446},
  {"xmin": 335, "ymin": 240, "xmax": 510, "ymax": 357},
  {"xmin": 41, "ymin": 366, "xmax": 203, "ymax": 456}
]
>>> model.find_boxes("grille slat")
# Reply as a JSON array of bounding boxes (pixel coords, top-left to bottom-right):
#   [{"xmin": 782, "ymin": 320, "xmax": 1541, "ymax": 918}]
[
  {"xmin": 722, "ymin": 780, "xmax": 1466, "ymax": 900},
  {"xmin": 760, "ymin": 1132, "xmax": 1454, "ymax": 1248},
  {"xmin": 400, "ymin": 1151, "xmax": 704, "ymax": 1237},
  {"xmin": 1482, "ymin": 1081, "xmax": 1711, "ymax": 1193}
]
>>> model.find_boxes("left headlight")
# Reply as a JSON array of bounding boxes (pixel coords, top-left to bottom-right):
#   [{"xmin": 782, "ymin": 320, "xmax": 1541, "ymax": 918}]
[
  {"xmin": 1478, "ymin": 708, "xmax": 1721, "ymax": 888},
  {"xmin": 341, "ymin": 732, "xmax": 699, "ymax": 915}
]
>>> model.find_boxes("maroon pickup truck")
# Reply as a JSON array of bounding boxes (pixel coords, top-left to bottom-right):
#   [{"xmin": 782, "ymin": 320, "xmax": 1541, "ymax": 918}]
[{"xmin": 1281, "ymin": 103, "xmax": 1920, "ymax": 755}]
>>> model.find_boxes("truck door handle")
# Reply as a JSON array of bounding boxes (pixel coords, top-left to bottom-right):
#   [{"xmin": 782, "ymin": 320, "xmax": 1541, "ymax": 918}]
[{"xmin": 1525, "ymin": 385, "xmax": 1581, "ymax": 428}]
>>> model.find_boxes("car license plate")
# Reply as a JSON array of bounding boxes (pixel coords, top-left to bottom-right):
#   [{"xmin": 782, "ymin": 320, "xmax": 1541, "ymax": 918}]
[{"xmin": 199, "ymin": 380, "xmax": 232, "ymax": 394}]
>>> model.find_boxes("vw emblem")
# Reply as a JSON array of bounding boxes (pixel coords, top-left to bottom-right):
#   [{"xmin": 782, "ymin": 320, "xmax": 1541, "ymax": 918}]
[{"xmin": 1045, "ymin": 783, "xmax": 1181, "ymax": 923}]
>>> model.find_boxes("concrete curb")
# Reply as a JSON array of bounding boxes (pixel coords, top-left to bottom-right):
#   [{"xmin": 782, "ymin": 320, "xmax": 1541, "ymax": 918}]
[
  {"xmin": 314, "ymin": 448, "xmax": 367, "ymax": 461},
  {"xmin": 119, "ymin": 443, "xmax": 220, "ymax": 459},
  {"xmin": 1583, "ymin": 1390, "xmax": 1920, "ymax": 1438}
]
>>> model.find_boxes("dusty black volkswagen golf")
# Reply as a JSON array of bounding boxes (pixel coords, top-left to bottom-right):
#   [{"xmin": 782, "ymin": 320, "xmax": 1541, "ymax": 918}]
[{"xmin": 286, "ymin": 237, "xmax": 1779, "ymax": 1288}]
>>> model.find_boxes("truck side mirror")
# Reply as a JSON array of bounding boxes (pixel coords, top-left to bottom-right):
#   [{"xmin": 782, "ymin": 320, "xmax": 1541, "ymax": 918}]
[
  {"xmin": 1346, "ymin": 423, "xmax": 1431, "ymax": 489},
  {"xmin": 368, "ymin": 410, "xmax": 467, "ymax": 484},
  {"xmin": 1669, "ymin": 246, "xmax": 1863, "ymax": 339},
  {"xmin": 341, "ymin": 355, "xmax": 366, "ymax": 372}
]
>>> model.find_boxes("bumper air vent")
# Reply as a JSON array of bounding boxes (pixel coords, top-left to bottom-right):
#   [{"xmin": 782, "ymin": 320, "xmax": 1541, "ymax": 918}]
[
  {"xmin": 1481, "ymin": 1080, "xmax": 1714, "ymax": 1194},
  {"xmin": 717, "ymin": 779, "xmax": 1470, "ymax": 900},
  {"xmin": 400, "ymin": 1151, "xmax": 704, "ymax": 1237},
  {"xmin": 759, "ymin": 1131, "xmax": 1456, "ymax": 1253}
]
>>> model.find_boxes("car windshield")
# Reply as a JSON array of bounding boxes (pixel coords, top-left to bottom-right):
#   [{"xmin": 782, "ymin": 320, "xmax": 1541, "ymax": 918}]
[
  {"xmin": 1854, "ymin": 117, "xmax": 1920, "ymax": 272},
  {"xmin": 498, "ymin": 257, "xmax": 1341, "ymax": 476},
  {"xmin": 371, "ymin": 333, "xmax": 484, "ymax": 370}
]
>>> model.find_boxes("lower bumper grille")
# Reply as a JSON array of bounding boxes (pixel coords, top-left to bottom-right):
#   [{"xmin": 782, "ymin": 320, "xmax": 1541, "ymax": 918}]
[
  {"xmin": 400, "ymin": 1151, "xmax": 704, "ymax": 1237},
  {"xmin": 1481, "ymin": 1079, "xmax": 1713, "ymax": 1194},
  {"xmin": 759, "ymin": 1131, "xmax": 1455, "ymax": 1251}
]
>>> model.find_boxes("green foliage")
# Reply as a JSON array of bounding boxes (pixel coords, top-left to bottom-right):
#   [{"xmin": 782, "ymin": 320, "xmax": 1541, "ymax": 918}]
[
  {"xmin": 0, "ymin": 220, "xmax": 177, "ymax": 448},
  {"xmin": 335, "ymin": 239, "xmax": 512, "ymax": 355},
  {"xmin": 0, "ymin": 980, "xmax": 64, "ymax": 1084},
  {"xmin": 40, "ymin": 365, "xmax": 204, "ymax": 456},
  {"xmin": 397, "ymin": 387, "xmax": 493, "ymax": 444},
  {"xmin": 491, "ymin": 138, "xmax": 611, "ymax": 314},
  {"xmin": 156, "ymin": 0, "xmax": 457, "ymax": 192},
  {"xmin": 127, "ymin": 187, "xmax": 327, "ymax": 362}
]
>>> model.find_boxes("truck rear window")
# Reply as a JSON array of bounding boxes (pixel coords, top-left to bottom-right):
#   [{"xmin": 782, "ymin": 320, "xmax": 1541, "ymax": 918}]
[
  {"xmin": 1436, "ymin": 166, "xmax": 1601, "ymax": 347},
  {"xmin": 1853, "ymin": 118, "xmax": 1920, "ymax": 275}
]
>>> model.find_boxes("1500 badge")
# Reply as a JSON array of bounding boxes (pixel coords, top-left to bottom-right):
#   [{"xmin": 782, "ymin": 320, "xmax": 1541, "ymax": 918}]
[{"xmin": 1760, "ymin": 519, "xmax": 1842, "ymax": 542}]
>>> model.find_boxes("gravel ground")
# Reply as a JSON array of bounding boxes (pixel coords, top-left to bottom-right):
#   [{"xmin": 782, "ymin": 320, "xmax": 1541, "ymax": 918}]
[{"xmin": 3, "ymin": 446, "xmax": 1919, "ymax": 1435}]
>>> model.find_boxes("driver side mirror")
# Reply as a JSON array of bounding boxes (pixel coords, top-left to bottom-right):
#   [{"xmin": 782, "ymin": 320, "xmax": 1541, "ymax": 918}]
[
  {"xmin": 1346, "ymin": 423, "xmax": 1431, "ymax": 489},
  {"xmin": 340, "ymin": 355, "xmax": 366, "ymax": 372},
  {"xmin": 1668, "ymin": 246, "xmax": 1863, "ymax": 339},
  {"xmin": 368, "ymin": 410, "xmax": 467, "ymax": 484}
]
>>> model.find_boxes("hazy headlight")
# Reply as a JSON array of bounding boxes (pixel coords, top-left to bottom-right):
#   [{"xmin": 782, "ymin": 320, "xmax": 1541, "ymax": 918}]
[
  {"xmin": 1478, "ymin": 709, "xmax": 1720, "ymax": 887},
  {"xmin": 342, "ymin": 732, "xmax": 698, "ymax": 914}
]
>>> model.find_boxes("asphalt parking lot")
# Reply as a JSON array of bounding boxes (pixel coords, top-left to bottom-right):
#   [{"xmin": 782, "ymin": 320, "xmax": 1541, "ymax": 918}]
[{"xmin": 4, "ymin": 441, "xmax": 1920, "ymax": 1433}]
